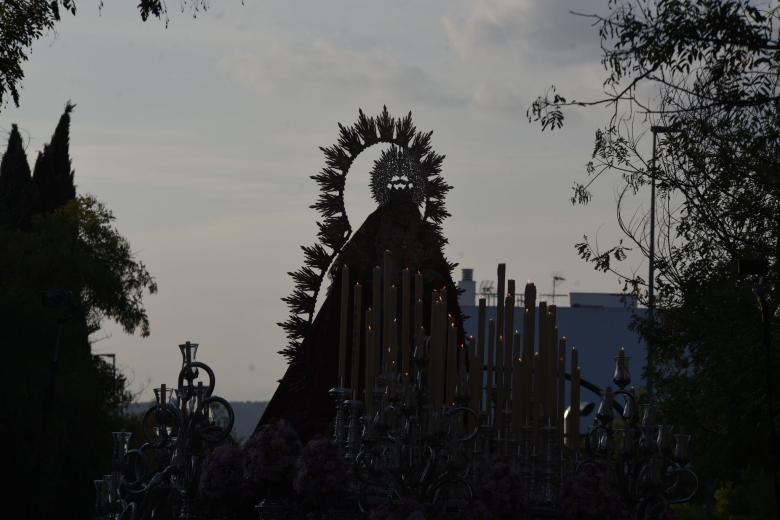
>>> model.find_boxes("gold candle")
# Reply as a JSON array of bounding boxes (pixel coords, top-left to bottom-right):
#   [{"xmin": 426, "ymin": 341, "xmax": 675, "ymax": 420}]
[
  {"xmin": 511, "ymin": 330, "xmax": 522, "ymax": 433},
  {"xmin": 569, "ymin": 346, "xmax": 580, "ymax": 450},
  {"xmin": 557, "ymin": 337, "xmax": 566, "ymax": 443},
  {"xmin": 522, "ymin": 283, "xmax": 536, "ymax": 424},
  {"xmin": 446, "ymin": 316, "xmax": 457, "ymax": 404},
  {"xmin": 351, "ymin": 283, "xmax": 362, "ymax": 399},
  {"xmin": 438, "ymin": 288, "xmax": 448, "ymax": 405},
  {"xmin": 458, "ymin": 339, "xmax": 466, "ymax": 384},
  {"xmin": 477, "ymin": 298, "xmax": 486, "ymax": 412},
  {"xmin": 365, "ymin": 308, "xmax": 375, "ymax": 415},
  {"xmin": 430, "ymin": 289, "xmax": 442, "ymax": 407},
  {"xmin": 537, "ymin": 302, "xmax": 548, "ymax": 421},
  {"xmin": 383, "ymin": 251, "xmax": 392, "ymax": 371},
  {"xmin": 389, "ymin": 284, "xmax": 398, "ymax": 372},
  {"xmin": 495, "ymin": 264, "xmax": 506, "ymax": 359},
  {"xmin": 531, "ymin": 351, "xmax": 540, "ymax": 424},
  {"xmin": 414, "ymin": 271, "xmax": 423, "ymax": 335},
  {"xmin": 487, "ymin": 318, "xmax": 495, "ymax": 421},
  {"xmin": 547, "ymin": 306, "xmax": 558, "ymax": 423},
  {"xmin": 496, "ymin": 334, "xmax": 505, "ymax": 429},
  {"xmin": 469, "ymin": 336, "xmax": 481, "ymax": 414},
  {"xmin": 338, "ymin": 264, "xmax": 349, "ymax": 387},
  {"xmin": 372, "ymin": 266, "xmax": 382, "ymax": 365},
  {"xmin": 401, "ymin": 268, "xmax": 411, "ymax": 378},
  {"xmin": 503, "ymin": 293, "xmax": 515, "ymax": 418}
]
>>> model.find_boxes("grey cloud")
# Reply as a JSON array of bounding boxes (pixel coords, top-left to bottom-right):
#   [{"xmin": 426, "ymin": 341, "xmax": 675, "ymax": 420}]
[
  {"xmin": 444, "ymin": 0, "xmax": 605, "ymax": 66},
  {"xmin": 217, "ymin": 37, "xmax": 469, "ymax": 108}
]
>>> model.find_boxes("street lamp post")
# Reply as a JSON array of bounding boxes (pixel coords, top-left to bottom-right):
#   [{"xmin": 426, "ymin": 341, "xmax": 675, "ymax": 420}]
[{"xmin": 648, "ymin": 125, "xmax": 677, "ymax": 398}]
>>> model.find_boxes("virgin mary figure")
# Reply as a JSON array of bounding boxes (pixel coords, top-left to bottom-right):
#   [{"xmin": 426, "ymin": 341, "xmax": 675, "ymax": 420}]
[{"xmin": 258, "ymin": 109, "xmax": 464, "ymax": 440}]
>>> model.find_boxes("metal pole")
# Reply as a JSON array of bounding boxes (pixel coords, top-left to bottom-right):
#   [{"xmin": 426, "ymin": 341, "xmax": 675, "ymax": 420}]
[
  {"xmin": 648, "ymin": 129, "xmax": 658, "ymax": 398},
  {"xmin": 646, "ymin": 125, "xmax": 677, "ymax": 398}
]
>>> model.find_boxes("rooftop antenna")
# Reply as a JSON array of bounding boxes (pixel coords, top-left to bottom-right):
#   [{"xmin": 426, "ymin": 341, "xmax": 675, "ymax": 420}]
[
  {"xmin": 478, "ymin": 280, "xmax": 496, "ymax": 306},
  {"xmin": 540, "ymin": 273, "xmax": 566, "ymax": 305}
]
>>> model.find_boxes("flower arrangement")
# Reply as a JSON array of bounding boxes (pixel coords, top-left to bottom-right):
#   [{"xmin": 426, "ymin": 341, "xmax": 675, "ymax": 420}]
[
  {"xmin": 243, "ymin": 418, "xmax": 302, "ymax": 501},
  {"xmin": 293, "ymin": 436, "xmax": 351, "ymax": 506}
]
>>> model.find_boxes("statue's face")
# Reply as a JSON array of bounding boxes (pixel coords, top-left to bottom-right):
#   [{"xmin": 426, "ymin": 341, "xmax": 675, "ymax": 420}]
[
  {"xmin": 370, "ymin": 146, "xmax": 425, "ymax": 207},
  {"xmin": 387, "ymin": 171, "xmax": 413, "ymax": 192}
]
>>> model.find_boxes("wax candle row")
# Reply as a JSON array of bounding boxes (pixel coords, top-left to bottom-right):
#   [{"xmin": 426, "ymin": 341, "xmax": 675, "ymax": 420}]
[{"xmin": 336, "ymin": 260, "xmax": 584, "ymax": 449}]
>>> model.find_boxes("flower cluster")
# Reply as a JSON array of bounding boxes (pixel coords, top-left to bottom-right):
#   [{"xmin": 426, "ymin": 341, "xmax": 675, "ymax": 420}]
[
  {"xmin": 198, "ymin": 441, "xmax": 244, "ymax": 502},
  {"xmin": 293, "ymin": 436, "xmax": 350, "ymax": 505},
  {"xmin": 244, "ymin": 418, "xmax": 303, "ymax": 487},
  {"xmin": 479, "ymin": 462, "xmax": 526, "ymax": 517},
  {"xmin": 559, "ymin": 464, "xmax": 632, "ymax": 520}
]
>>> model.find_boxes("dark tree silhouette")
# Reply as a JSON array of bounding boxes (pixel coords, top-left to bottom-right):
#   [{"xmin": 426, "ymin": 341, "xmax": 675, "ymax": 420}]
[
  {"xmin": 1, "ymin": 106, "xmax": 156, "ymax": 517},
  {"xmin": 0, "ymin": 124, "xmax": 34, "ymax": 229},
  {"xmin": 33, "ymin": 102, "xmax": 76, "ymax": 214}
]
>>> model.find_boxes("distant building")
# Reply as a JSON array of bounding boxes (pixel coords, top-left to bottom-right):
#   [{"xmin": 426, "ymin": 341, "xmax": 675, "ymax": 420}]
[{"xmin": 456, "ymin": 269, "xmax": 647, "ymax": 407}]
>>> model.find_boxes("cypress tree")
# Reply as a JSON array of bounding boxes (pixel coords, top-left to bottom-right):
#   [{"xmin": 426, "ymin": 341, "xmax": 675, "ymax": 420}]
[
  {"xmin": 33, "ymin": 102, "xmax": 76, "ymax": 213},
  {"xmin": 0, "ymin": 124, "xmax": 34, "ymax": 230}
]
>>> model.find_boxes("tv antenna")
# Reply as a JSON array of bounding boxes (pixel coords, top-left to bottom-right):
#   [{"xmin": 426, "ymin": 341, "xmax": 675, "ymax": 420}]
[
  {"xmin": 478, "ymin": 280, "xmax": 496, "ymax": 306},
  {"xmin": 540, "ymin": 273, "xmax": 566, "ymax": 305}
]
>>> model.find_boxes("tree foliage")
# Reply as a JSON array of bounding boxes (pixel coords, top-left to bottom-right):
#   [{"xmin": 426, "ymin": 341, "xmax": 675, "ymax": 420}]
[
  {"xmin": 0, "ymin": 0, "xmax": 214, "ymax": 111},
  {"xmin": 0, "ymin": 106, "xmax": 155, "ymax": 515},
  {"xmin": 529, "ymin": 0, "xmax": 780, "ymax": 506}
]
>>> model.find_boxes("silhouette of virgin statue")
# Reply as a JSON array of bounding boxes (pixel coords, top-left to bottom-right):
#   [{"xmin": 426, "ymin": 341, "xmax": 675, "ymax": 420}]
[{"xmin": 258, "ymin": 108, "xmax": 464, "ymax": 440}]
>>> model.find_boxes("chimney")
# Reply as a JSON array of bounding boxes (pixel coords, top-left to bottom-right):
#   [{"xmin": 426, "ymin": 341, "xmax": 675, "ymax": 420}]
[{"xmin": 457, "ymin": 268, "xmax": 476, "ymax": 307}]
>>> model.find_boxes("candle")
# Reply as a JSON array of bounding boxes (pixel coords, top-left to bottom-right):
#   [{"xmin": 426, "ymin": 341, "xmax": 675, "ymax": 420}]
[
  {"xmin": 430, "ymin": 289, "xmax": 442, "ymax": 407},
  {"xmin": 531, "ymin": 351, "xmax": 540, "ymax": 424},
  {"xmin": 383, "ymin": 251, "xmax": 392, "ymax": 371},
  {"xmin": 557, "ymin": 336, "xmax": 566, "ymax": 415},
  {"xmin": 414, "ymin": 271, "xmax": 423, "ymax": 334},
  {"xmin": 469, "ymin": 336, "xmax": 481, "ymax": 415},
  {"xmin": 537, "ymin": 302, "xmax": 548, "ymax": 421},
  {"xmin": 570, "ymin": 346, "xmax": 581, "ymax": 450},
  {"xmin": 496, "ymin": 334, "xmax": 505, "ymax": 429},
  {"xmin": 416, "ymin": 325, "xmax": 425, "ymax": 372},
  {"xmin": 338, "ymin": 264, "xmax": 349, "ymax": 388},
  {"xmin": 547, "ymin": 307, "xmax": 558, "ymax": 424},
  {"xmin": 522, "ymin": 283, "xmax": 536, "ymax": 425},
  {"xmin": 477, "ymin": 298, "xmax": 486, "ymax": 413},
  {"xmin": 557, "ymin": 338, "xmax": 566, "ymax": 447},
  {"xmin": 372, "ymin": 266, "xmax": 382, "ymax": 368},
  {"xmin": 487, "ymin": 318, "xmax": 495, "ymax": 422},
  {"xmin": 351, "ymin": 283, "xmax": 362, "ymax": 400},
  {"xmin": 503, "ymin": 293, "xmax": 515, "ymax": 421},
  {"xmin": 511, "ymin": 330, "xmax": 522, "ymax": 433},
  {"xmin": 439, "ymin": 288, "xmax": 448, "ymax": 403},
  {"xmin": 389, "ymin": 284, "xmax": 398, "ymax": 371},
  {"xmin": 495, "ymin": 263, "xmax": 506, "ymax": 353},
  {"xmin": 446, "ymin": 316, "xmax": 457, "ymax": 404},
  {"xmin": 458, "ymin": 338, "xmax": 466, "ymax": 379},
  {"xmin": 365, "ymin": 308, "xmax": 375, "ymax": 415},
  {"xmin": 402, "ymin": 268, "xmax": 411, "ymax": 377}
]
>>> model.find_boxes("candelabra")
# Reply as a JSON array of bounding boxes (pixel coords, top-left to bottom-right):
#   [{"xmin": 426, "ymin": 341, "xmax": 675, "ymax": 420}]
[
  {"xmin": 95, "ymin": 341, "xmax": 235, "ymax": 520},
  {"xmin": 326, "ymin": 343, "xmax": 699, "ymax": 519},
  {"xmin": 332, "ymin": 340, "xmax": 553, "ymax": 517},
  {"xmin": 576, "ymin": 351, "xmax": 698, "ymax": 519}
]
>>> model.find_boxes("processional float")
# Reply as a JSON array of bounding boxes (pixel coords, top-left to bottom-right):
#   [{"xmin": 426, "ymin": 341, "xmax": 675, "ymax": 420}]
[{"xmin": 96, "ymin": 108, "xmax": 697, "ymax": 520}]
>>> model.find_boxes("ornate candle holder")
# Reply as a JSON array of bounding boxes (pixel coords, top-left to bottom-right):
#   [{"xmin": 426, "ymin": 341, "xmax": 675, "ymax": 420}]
[
  {"xmin": 574, "ymin": 352, "xmax": 699, "ymax": 517},
  {"xmin": 95, "ymin": 341, "xmax": 235, "ymax": 520}
]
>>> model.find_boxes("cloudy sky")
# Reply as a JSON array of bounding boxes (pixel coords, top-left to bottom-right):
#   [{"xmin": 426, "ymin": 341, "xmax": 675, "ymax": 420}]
[{"xmin": 3, "ymin": 0, "xmax": 645, "ymax": 401}]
